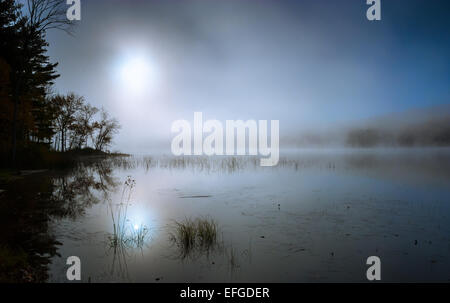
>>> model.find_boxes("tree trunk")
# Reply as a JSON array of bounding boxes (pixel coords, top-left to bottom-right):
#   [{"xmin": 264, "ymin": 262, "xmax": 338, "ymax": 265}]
[
  {"xmin": 11, "ymin": 80, "xmax": 21, "ymax": 167},
  {"xmin": 61, "ymin": 129, "xmax": 65, "ymax": 152}
]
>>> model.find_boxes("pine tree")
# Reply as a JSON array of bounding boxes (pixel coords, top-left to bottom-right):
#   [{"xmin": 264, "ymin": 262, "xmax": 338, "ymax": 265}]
[{"xmin": 0, "ymin": 0, "xmax": 63, "ymax": 166}]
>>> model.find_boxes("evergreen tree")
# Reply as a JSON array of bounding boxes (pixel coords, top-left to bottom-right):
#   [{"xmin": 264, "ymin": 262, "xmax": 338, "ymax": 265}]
[{"xmin": 0, "ymin": 0, "xmax": 61, "ymax": 165}]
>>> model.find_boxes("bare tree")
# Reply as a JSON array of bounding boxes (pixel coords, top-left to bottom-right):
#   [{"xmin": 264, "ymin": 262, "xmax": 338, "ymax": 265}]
[
  {"xmin": 70, "ymin": 103, "xmax": 98, "ymax": 149},
  {"xmin": 52, "ymin": 93, "xmax": 83, "ymax": 152},
  {"xmin": 93, "ymin": 109, "xmax": 121, "ymax": 152},
  {"xmin": 26, "ymin": 0, "xmax": 75, "ymax": 34}
]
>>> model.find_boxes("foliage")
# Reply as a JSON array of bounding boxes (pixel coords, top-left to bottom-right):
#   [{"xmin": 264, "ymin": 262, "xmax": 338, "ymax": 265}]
[{"xmin": 0, "ymin": 1, "xmax": 120, "ymax": 168}]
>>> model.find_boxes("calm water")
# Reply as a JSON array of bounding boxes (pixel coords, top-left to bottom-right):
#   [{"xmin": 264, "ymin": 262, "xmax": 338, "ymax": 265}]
[{"xmin": 8, "ymin": 149, "xmax": 450, "ymax": 282}]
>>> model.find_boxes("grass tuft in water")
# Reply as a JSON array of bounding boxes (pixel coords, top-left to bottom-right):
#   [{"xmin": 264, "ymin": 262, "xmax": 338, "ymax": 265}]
[{"xmin": 169, "ymin": 217, "xmax": 219, "ymax": 259}]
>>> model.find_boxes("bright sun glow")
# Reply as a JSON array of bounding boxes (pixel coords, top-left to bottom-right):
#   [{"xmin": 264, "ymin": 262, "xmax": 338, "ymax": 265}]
[
  {"xmin": 133, "ymin": 224, "xmax": 139, "ymax": 231},
  {"xmin": 120, "ymin": 56, "xmax": 154, "ymax": 94}
]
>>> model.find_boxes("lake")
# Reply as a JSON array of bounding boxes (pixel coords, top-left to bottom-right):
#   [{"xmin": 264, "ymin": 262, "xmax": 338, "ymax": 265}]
[{"xmin": 3, "ymin": 148, "xmax": 449, "ymax": 282}]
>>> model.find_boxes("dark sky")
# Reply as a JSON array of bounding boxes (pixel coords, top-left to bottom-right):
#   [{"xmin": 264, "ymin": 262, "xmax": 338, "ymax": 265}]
[{"xmin": 43, "ymin": 0, "xmax": 450, "ymax": 152}]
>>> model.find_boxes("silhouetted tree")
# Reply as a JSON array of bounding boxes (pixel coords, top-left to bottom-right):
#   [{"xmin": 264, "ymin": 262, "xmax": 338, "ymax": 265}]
[
  {"xmin": 93, "ymin": 108, "xmax": 121, "ymax": 152},
  {"xmin": 0, "ymin": 0, "xmax": 74, "ymax": 166},
  {"xmin": 51, "ymin": 93, "xmax": 83, "ymax": 152},
  {"xmin": 50, "ymin": 93, "xmax": 119, "ymax": 153},
  {"xmin": 25, "ymin": 0, "xmax": 74, "ymax": 35},
  {"xmin": 69, "ymin": 103, "xmax": 98, "ymax": 149},
  {"xmin": 1, "ymin": 1, "xmax": 120, "ymax": 166}
]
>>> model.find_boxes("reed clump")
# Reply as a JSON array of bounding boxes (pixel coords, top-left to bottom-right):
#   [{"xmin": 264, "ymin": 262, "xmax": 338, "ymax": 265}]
[{"xmin": 170, "ymin": 217, "xmax": 219, "ymax": 259}]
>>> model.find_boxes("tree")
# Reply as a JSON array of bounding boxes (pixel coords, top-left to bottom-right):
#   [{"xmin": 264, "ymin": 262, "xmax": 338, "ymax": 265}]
[
  {"xmin": 69, "ymin": 103, "xmax": 98, "ymax": 149},
  {"xmin": 30, "ymin": 92, "xmax": 57, "ymax": 144},
  {"xmin": 93, "ymin": 109, "xmax": 121, "ymax": 152},
  {"xmin": 0, "ymin": 0, "xmax": 74, "ymax": 166},
  {"xmin": 52, "ymin": 93, "xmax": 83, "ymax": 152},
  {"xmin": 25, "ymin": 0, "xmax": 74, "ymax": 35},
  {"xmin": 1, "ymin": 1, "xmax": 121, "ymax": 162},
  {"xmin": 48, "ymin": 93, "xmax": 120, "ymax": 153},
  {"xmin": 0, "ymin": 0, "xmax": 24, "ymax": 163}
]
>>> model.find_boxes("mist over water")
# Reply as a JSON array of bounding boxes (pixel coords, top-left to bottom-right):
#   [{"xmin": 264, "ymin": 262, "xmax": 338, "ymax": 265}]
[
  {"xmin": 30, "ymin": 148, "xmax": 449, "ymax": 282},
  {"xmin": 45, "ymin": 0, "xmax": 450, "ymax": 153}
]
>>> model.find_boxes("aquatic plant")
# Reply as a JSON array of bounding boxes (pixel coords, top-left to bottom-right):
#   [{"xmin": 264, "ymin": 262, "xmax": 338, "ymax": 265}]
[
  {"xmin": 130, "ymin": 224, "xmax": 149, "ymax": 248},
  {"xmin": 169, "ymin": 217, "xmax": 219, "ymax": 260},
  {"xmin": 106, "ymin": 176, "xmax": 149, "ymax": 250}
]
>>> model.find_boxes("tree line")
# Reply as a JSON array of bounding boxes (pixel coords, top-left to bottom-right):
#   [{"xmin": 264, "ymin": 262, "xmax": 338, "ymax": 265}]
[
  {"xmin": 51, "ymin": 93, "xmax": 120, "ymax": 152},
  {"xmin": 0, "ymin": 0, "xmax": 120, "ymax": 167},
  {"xmin": 346, "ymin": 119, "xmax": 450, "ymax": 148}
]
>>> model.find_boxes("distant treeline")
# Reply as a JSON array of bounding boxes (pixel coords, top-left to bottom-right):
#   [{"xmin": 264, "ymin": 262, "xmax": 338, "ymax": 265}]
[
  {"xmin": 0, "ymin": 0, "xmax": 120, "ymax": 167},
  {"xmin": 288, "ymin": 111, "xmax": 450, "ymax": 148},
  {"xmin": 346, "ymin": 116, "xmax": 450, "ymax": 147}
]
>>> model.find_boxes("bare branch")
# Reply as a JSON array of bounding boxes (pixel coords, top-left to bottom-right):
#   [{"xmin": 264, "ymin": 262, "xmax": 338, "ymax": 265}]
[{"xmin": 24, "ymin": 0, "xmax": 76, "ymax": 35}]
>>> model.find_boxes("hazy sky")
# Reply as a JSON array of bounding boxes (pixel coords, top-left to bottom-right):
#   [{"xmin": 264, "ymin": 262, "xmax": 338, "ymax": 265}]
[{"xmin": 44, "ymin": 0, "xmax": 450, "ymax": 152}]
